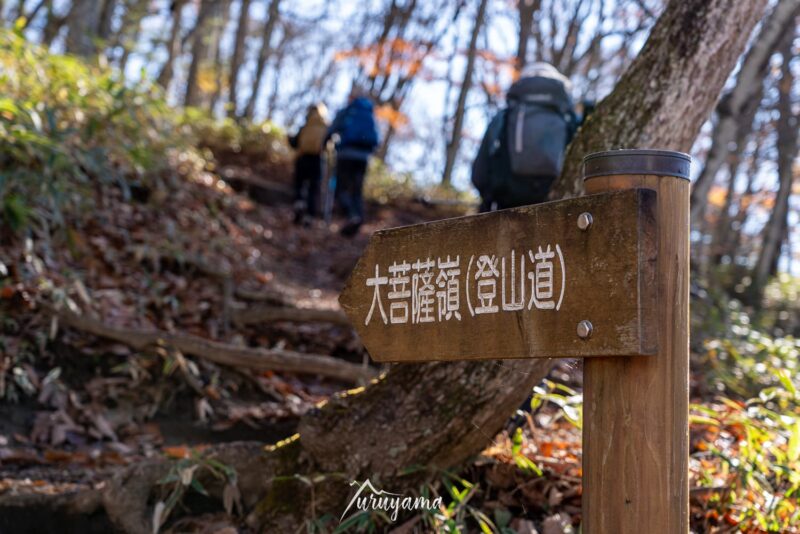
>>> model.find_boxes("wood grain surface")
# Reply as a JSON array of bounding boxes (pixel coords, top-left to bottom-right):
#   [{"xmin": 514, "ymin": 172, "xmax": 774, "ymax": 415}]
[
  {"xmin": 583, "ymin": 174, "xmax": 690, "ymax": 533},
  {"xmin": 340, "ymin": 188, "xmax": 658, "ymax": 363}
]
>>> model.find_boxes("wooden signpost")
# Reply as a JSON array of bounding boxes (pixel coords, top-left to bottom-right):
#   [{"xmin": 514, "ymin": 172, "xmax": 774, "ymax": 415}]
[{"xmin": 339, "ymin": 149, "xmax": 691, "ymax": 533}]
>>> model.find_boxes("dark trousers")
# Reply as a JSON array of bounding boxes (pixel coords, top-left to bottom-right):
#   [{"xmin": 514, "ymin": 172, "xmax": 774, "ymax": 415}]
[
  {"xmin": 336, "ymin": 158, "xmax": 368, "ymax": 222},
  {"xmin": 293, "ymin": 154, "xmax": 323, "ymax": 217}
]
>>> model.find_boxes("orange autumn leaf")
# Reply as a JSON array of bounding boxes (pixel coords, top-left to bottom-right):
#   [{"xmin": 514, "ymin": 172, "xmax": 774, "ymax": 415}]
[
  {"xmin": 723, "ymin": 512, "xmax": 740, "ymax": 526},
  {"xmin": 727, "ymin": 422, "xmax": 747, "ymax": 440},
  {"xmin": 163, "ymin": 444, "xmax": 210, "ymax": 459},
  {"xmin": 374, "ymin": 105, "xmax": 409, "ymax": 128},
  {"xmin": 700, "ymin": 459, "xmax": 716, "ymax": 470},
  {"xmin": 334, "ymin": 38, "xmax": 432, "ymax": 79},
  {"xmin": 707, "ymin": 185, "xmax": 729, "ymax": 208},
  {"xmin": 163, "ymin": 445, "xmax": 190, "ymax": 459},
  {"xmin": 759, "ymin": 194, "xmax": 776, "ymax": 210},
  {"xmin": 475, "ymin": 49, "xmax": 515, "ymax": 67},
  {"xmin": 44, "ymin": 449, "xmax": 89, "ymax": 464},
  {"xmin": 196, "ymin": 65, "xmax": 219, "ymax": 95},
  {"xmin": 274, "ymin": 380, "xmax": 297, "ymax": 395},
  {"xmin": 255, "ymin": 271, "xmax": 273, "ymax": 284}
]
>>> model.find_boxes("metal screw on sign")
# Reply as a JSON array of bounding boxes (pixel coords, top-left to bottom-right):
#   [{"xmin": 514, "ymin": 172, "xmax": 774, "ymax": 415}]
[
  {"xmin": 577, "ymin": 320, "xmax": 593, "ymax": 339},
  {"xmin": 577, "ymin": 212, "xmax": 593, "ymax": 231}
]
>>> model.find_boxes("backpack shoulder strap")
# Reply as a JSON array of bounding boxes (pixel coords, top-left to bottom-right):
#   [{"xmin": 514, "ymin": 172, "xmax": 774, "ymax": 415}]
[
  {"xmin": 486, "ymin": 108, "xmax": 507, "ymax": 155},
  {"xmin": 472, "ymin": 109, "xmax": 507, "ymax": 195}
]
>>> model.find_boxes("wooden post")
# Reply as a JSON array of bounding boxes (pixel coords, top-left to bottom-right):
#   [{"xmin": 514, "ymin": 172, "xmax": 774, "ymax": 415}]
[{"xmin": 582, "ymin": 150, "xmax": 690, "ymax": 533}]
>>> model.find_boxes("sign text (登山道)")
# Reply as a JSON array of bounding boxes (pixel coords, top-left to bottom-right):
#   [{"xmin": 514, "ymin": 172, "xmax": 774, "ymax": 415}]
[{"xmin": 340, "ymin": 188, "xmax": 658, "ymax": 363}]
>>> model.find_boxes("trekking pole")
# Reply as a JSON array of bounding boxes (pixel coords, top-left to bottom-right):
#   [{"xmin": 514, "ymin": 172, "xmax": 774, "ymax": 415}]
[
  {"xmin": 323, "ymin": 147, "xmax": 336, "ymax": 226},
  {"xmin": 320, "ymin": 146, "xmax": 330, "ymax": 223}
]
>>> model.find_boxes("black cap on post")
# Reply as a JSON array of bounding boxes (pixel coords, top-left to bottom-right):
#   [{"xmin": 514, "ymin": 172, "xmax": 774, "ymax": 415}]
[{"xmin": 583, "ymin": 149, "xmax": 691, "ymax": 180}]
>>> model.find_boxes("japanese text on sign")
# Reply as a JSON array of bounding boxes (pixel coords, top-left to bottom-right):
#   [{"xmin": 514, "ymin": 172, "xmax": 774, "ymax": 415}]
[{"xmin": 364, "ymin": 246, "xmax": 565, "ymax": 326}]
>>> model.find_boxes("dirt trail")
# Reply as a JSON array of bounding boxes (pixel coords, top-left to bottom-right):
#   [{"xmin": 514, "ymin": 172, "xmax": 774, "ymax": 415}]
[{"xmin": 0, "ymin": 149, "xmax": 468, "ymax": 531}]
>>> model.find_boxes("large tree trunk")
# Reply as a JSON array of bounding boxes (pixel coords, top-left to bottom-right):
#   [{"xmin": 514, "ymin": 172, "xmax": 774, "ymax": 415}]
[
  {"xmin": 551, "ymin": 0, "xmax": 768, "ymax": 200},
  {"xmin": 156, "ymin": 0, "xmax": 187, "ymax": 90},
  {"xmin": 227, "ymin": 0, "xmax": 252, "ymax": 118},
  {"xmin": 41, "ymin": 1, "xmax": 65, "ymax": 47},
  {"xmin": 116, "ymin": 0, "xmax": 149, "ymax": 74},
  {"xmin": 184, "ymin": 0, "xmax": 217, "ymax": 108},
  {"xmin": 441, "ymin": 0, "xmax": 489, "ymax": 186},
  {"xmin": 242, "ymin": 0, "xmax": 281, "ymax": 121},
  {"xmin": 708, "ymin": 151, "xmax": 742, "ymax": 267},
  {"xmin": 97, "ymin": 0, "xmax": 768, "ymax": 531},
  {"xmin": 64, "ymin": 0, "xmax": 103, "ymax": 56},
  {"xmin": 700, "ymin": 90, "xmax": 761, "ymax": 271},
  {"xmin": 208, "ymin": 0, "xmax": 233, "ymax": 113},
  {"xmin": 688, "ymin": 0, "xmax": 800, "ymax": 226},
  {"xmin": 97, "ymin": 0, "xmax": 118, "ymax": 42},
  {"xmin": 721, "ymin": 149, "xmax": 761, "ymax": 281},
  {"xmin": 749, "ymin": 32, "xmax": 798, "ymax": 302}
]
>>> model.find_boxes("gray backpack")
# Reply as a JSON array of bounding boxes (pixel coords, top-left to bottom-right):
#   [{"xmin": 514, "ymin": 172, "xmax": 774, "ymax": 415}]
[{"xmin": 505, "ymin": 75, "xmax": 575, "ymax": 178}]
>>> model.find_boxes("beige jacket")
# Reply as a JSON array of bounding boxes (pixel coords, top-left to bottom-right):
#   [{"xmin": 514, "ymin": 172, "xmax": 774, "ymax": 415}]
[{"xmin": 296, "ymin": 105, "xmax": 329, "ymax": 156}]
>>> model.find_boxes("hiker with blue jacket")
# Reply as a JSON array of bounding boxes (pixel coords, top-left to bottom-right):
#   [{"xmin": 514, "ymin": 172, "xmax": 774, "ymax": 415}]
[
  {"xmin": 472, "ymin": 63, "xmax": 580, "ymax": 212},
  {"xmin": 326, "ymin": 91, "xmax": 380, "ymax": 237}
]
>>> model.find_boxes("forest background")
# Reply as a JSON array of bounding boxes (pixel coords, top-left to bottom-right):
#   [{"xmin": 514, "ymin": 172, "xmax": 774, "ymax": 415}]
[{"xmin": 1, "ymin": 0, "xmax": 800, "ymax": 532}]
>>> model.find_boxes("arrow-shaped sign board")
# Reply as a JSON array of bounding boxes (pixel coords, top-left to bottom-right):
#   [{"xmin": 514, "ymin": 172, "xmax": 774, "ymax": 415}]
[{"xmin": 339, "ymin": 188, "xmax": 658, "ymax": 363}]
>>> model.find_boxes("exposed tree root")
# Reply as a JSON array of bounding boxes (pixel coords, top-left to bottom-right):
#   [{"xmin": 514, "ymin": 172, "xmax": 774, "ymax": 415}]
[
  {"xmin": 0, "ymin": 477, "xmax": 110, "ymax": 533},
  {"xmin": 55, "ymin": 309, "xmax": 375, "ymax": 384},
  {"xmin": 0, "ymin": 442, "xmax": 288, "ymax": 534},
  {"xmin": 0, "ymin": 485, "xmax": 103, "ymax": 514},
  {"xmin": 103, "ymin": 460, "xmax": 170, "ymax": 534},
  {"xmin": 102, "ymin": 440, "xmax": 308, "ymax": 534}
]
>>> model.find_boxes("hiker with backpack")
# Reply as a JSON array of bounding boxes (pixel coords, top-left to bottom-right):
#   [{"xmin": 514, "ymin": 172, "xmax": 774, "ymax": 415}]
[
  {"xmin": 288, "ymin": 103, "xmax": 330, "ymax": 225},
  {"xmin": 326, "ymin": 91, "xmax": 380, "ymax": 237},
  {"xmin": 471, "ymin": 63, "xmax": 579, "ymax": 212},
  {"xmin": 472, "ymin": 64, "xmax": 592, "ymax": 435}
]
